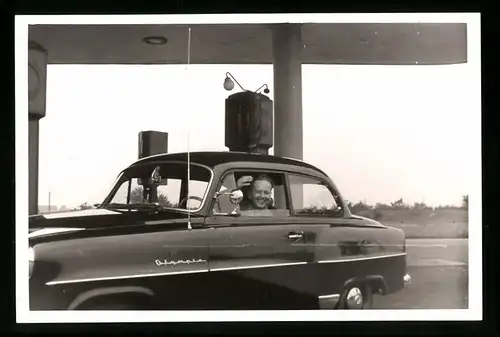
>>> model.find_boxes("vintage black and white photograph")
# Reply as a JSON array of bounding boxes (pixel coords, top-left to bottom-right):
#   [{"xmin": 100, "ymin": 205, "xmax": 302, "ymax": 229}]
[{"xmin": 16, "ymin": 13, "xmax": 481, "ymax": 322}]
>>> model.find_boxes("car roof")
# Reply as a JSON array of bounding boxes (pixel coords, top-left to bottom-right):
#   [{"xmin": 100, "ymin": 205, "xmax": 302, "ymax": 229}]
[{"xmin": 130, "ymin": 151, "xmax": 327, "ymax": 176}]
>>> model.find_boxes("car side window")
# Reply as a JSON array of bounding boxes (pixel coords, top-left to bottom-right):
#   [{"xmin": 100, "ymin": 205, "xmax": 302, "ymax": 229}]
[
  {"xmin": 288, "ymin": 174, "xmax": 342, "ymax": 217},
  {"xmin": 234, "ymin": 171, "xmax": 290, "ymax": 217},
  {"xmin": 213, "ymin": 171, "xmax": 290, "ymax": 217}
]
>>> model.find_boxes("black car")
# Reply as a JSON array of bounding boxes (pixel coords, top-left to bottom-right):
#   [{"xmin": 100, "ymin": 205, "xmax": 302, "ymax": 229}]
[{"xmin": 29, "ymin": 151, "xmax": 411, "ymax": 310}]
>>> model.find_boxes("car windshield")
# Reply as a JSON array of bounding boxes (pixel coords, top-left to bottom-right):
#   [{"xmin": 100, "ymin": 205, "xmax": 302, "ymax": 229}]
[{"xmin": 102, "ymin": 161, "xmax": 213, "ymax": 211}]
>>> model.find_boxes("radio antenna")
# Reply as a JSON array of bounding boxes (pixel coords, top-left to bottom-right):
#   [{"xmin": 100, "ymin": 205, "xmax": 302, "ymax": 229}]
[{"xmin": 186, "ymin": 27, "xmax": 192, "ymax": 231}]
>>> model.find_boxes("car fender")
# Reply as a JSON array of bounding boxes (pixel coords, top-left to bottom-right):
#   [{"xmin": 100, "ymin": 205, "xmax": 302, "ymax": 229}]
[
  {"xmin": 343, "ymin": 274, "xmax": 387, "ymax": 294},
  {"xmin": 68, "ymin": 286, "xmax": 155, "ymax": 310}
]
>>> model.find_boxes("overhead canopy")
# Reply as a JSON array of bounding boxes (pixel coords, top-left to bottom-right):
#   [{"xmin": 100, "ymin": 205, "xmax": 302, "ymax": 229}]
[{"xmin": 28, "ymin": 23, "xmax": 467, "ymax": 65}]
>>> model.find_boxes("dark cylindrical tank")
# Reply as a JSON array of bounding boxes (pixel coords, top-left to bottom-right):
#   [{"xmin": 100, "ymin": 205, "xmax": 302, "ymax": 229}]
[
  {"xmin": 138, "ymin": 131, "xmax": 169, "ymax": 159},
  {"xmin": 225, "ymin": 91, "xmax": 273, "ymax": 154}
]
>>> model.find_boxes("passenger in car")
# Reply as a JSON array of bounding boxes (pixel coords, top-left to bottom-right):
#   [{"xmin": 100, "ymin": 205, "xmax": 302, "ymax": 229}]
[{"xmin": 237, "ymin": 174, "xmax": 275, "ymax": 215}]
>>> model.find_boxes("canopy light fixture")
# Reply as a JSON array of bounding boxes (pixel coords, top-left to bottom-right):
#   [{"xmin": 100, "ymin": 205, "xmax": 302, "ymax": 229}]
[
  {"xmin": 223, "ymin": 72, "xmax": 244, "ymax": 91},
  {"xmin": 142, "ymin": 36, "xmax": 168, "ymax": 45},
  {"xmin": 255, "ymin": 84, "xmax": 270, "ymax": 94},
  {"xmin": 223, "ymin": 72, "xmax": 270, "ymax": 94}
]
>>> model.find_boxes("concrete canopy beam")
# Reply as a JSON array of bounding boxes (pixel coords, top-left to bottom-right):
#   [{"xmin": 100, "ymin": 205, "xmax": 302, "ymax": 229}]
[{"xmin": 28, "ymin": 23, "xmax": 467, "ymax": 65}]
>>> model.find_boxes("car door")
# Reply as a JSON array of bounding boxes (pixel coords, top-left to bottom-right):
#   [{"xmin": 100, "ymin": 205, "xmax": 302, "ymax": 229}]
[{"xmin": 204, "ymin": 170, "xmax": 316, "ymax": 309}]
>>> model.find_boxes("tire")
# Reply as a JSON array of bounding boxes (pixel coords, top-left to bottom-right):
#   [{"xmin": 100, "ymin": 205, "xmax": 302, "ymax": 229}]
[{"xmin": 338, "ymin": 283, "xmax": 374, "ymax": 310}]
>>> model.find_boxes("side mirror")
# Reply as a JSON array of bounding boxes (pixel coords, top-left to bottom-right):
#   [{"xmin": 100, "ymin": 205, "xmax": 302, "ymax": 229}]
[
  {"xmin": 213, "ymin": 189, "xmax": 244, "ymax": 217},
  {"xmin": 229, "ymin": 189, "xmax": 244, "ymax": 205},
  {"xmin": 215, "ymin": 189, "xmax": 244, "ymax": 205}
]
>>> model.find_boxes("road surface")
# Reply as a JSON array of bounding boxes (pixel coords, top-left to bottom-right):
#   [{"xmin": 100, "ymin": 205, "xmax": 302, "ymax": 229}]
[
  {"xmin": 406, "ymin": 238, "xmax": 468, "ymax": 266},
  {"xmin": 375, "ymin": 238, "xmax": 469, "ymax": 309}
]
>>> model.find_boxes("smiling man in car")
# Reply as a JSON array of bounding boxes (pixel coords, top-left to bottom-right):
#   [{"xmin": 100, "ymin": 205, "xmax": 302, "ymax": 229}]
[{"xmin": 236, "ymin": 174, "xmax": 275, "ymax": 215}]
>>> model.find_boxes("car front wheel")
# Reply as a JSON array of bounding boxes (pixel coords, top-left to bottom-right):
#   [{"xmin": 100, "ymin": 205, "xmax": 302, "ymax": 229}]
[{"xmin": 338, "ymin": 283, "xmax": 374, "ymax": 309}]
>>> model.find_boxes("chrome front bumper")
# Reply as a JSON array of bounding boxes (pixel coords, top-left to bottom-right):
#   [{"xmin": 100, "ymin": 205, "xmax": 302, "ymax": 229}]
[{"xmin": 403, "ymin": 273, "xmax": 411, "ymax": 285}]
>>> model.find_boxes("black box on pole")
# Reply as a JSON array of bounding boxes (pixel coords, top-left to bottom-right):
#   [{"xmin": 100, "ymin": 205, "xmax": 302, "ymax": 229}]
[
  {"xmin": 138, "ymin": 131, "xmax": 169, "ymax": 159},
  {"xmin": 225, "ymin": 91, "xmax": 273, "ymax": 154}
]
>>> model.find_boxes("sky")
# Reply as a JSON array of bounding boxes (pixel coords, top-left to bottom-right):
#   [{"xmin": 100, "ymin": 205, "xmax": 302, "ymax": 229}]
[{"xmin": 38, "ymin": 62, "xmax": 478, "ymax": 209}]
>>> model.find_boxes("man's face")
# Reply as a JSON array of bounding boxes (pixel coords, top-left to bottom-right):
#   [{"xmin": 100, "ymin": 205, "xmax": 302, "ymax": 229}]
[{"xmin": 248, "ymin": 179, "xmax": 273, "ymax": 209}]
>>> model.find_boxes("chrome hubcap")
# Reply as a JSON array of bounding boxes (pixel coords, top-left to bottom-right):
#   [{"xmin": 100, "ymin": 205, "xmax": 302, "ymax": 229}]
[{"xmin": 346, "ymin": 287, "xmax": 364, "ymax": 309}]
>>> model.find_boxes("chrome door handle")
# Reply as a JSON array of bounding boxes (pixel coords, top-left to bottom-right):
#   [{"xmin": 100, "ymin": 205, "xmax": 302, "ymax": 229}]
[{"xmin": 288, "ymin": 232, "xmax": 304, "ymax": 240}]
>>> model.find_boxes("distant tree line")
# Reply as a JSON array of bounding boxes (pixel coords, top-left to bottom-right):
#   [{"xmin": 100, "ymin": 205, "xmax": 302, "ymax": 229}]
[
  {"xmin": 344, "ymin": 195, "xmax": 468, "ymax": 222},
  {"xmin": 346, "ymin": 195, "xmax": 468, "ymax": 211}
]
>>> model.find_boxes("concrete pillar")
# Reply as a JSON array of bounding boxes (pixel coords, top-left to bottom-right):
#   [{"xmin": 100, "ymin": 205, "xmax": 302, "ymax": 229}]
[
  {"xmin": 272, "ymin": 23, "xmax": 303, "ymax": 161},
  {"xmin": 272, "ymin": 24, "xmax": 304, "ymax": 209},
  {"xmin": 28, "ymin": 118, "xmax": 40, "ymax": 215},
  {"xmin": 28, "ymin": 41, "xmax": 48, "ymax": 215}
]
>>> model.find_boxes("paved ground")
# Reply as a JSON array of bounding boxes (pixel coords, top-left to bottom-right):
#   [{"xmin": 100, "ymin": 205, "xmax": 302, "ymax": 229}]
[
  {"xmin": 405, "ymin": 238, "xmax": 468, "ymax": 266},
  {"xmin": 374, "ymin": 238, "xmax": 469, "ymax": 309}
]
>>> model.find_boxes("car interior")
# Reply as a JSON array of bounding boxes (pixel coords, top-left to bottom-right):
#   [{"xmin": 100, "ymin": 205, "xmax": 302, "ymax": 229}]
[{"xmin": 214, "ymin": 171, "xmax": 291, "ymax": 217}]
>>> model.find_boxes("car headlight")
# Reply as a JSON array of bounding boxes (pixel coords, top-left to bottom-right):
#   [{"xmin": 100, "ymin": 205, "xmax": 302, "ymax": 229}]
[{"xmin": 28, "ymin": 247, "xmax": 35, "ymax": 279}]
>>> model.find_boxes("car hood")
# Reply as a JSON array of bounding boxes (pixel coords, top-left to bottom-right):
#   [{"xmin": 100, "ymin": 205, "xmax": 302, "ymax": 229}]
[{"xmin": 29, "ymin": 207, "xmax": 195, "ymax": 230}]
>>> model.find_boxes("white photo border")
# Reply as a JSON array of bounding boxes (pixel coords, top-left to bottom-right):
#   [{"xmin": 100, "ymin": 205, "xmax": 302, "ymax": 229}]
[{"xmin": 15, "ymin": 12, "xmax": 482, "ymax": 323}]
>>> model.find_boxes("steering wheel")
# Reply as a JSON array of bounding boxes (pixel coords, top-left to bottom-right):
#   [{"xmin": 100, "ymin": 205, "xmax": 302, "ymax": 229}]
[{"xmin": 178, "ymin": 195, "xmax": 203, "ymax": 209}]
